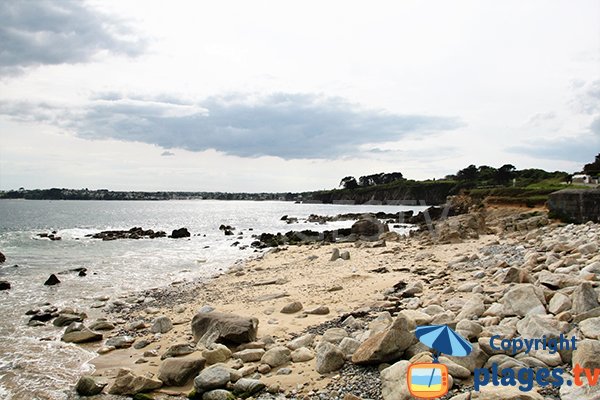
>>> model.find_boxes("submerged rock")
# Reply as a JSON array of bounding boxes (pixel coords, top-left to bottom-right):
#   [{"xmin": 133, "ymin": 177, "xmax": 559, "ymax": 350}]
[
  {"xmin": 44, "ymin": 274, "xmax": 61, "ymax": 286},
  {"xmin": 170, "ymin": 227, "xmax": 191, "ymax": 238}
]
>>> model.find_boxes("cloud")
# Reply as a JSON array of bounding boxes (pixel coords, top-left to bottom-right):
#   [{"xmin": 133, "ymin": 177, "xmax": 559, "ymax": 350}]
[
  {"xmin": 0, "ymin": 0, "xmax": 145, "ymax": 75},
  {"xmin": 0, "ymin": 93, "xmax": 463, "ymax": 160},
  {"xmin": 526, "ymin": 111, "xmax": 557, "ymax": 127},
  {"xmin": 161, "ymin": 151, "xmax": 175, "ymax": 156},
  {"xmin": 508, "ymin": 133, "xmax": 599, "ymax": 163}
]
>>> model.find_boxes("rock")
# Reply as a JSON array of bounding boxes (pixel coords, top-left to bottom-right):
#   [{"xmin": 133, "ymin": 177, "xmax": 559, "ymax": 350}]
[
  {"xmin": 170, "ymin": 227, "xmax": 191, "ymax": 238},
  {"xmin": 0, "ymin": 281, "xmax": 10, "ymax": 290},
  {"xmin": 202, "ymin": 389, "xmax": 236, "ymax": 400},
  {"xmin": 260, "ymin": 346, "xmax": 291, "ymax": 367},
  {"xmin": 62, "ymin": 328, "xmax": 102, "ymax": 343},
  {"xmin": 578, "ymin": 242, "xmax": 598, "ymax": 255},
  {"xmin": 88, "ymin": 320, "xmax": 115, "ymax": 331},
  {"xmin": 571, "ymin": 282, "xmax": 600, "ymax": 314},
  {"xmin": 305, "ymin": 305, "xmax": 330, "ymax": 315},
  {"xmin": 340, "ymin": 250, "xmax": 351, "ymax": 260},
  {"xmin": 162, "ymin": 343, "xmax": 196, "ymax": 359},
  {"xmin": 202, "ymin": 343, "xmax": 232, "ymax": 364},
  {"xmin": 352, "ymin": 315, "xmax": 414, "ymax": 365},
  {"xmin": 232, "ymin": 348, "xmax": 265, "ymax": 362},
  {"xmin": 501, "ymin": 284, "xmax": 546, "ymax": 316},
  {"xmin": 549, "ymin": 292, "xmax": 572, "ymax": 315},
  {"xmin": 580, "ymin": 317, "xmax": 600, "ymax": 339},
  {"xmin": 280, "ymin": 301, "xmax": 303, "ymax": 314},
  {"xmin": 151, "ymin": 316, "xmax": 173, "ymax": 333},
  {"xmin": 0, "ymin": 251, "xmax": 5, "ymax": 263},
  {"xmin": 75, "ymin": 375, "xmax": 106, "ymax": 396},
  {"xmin": 501, "ymin": 266, "xmax": 529, "ymax": 283},
  {"xmin": 321, "ymin": 328, "xmax": 349, "ymax": 345},
  {"xmin": 231, "ymin": 378, "xmax": 265, "ymax": 395},
  {"xmin": 330, "ymin": 248, "xmax": 340, "ymax": 261},
  {"xmin": 380, "ymin": 360, "xmax": 411, "ymax": 400},
  {"xmin": 447, "ymin": 343, "xmax": 489, "ymax": 372},
  {"xmin": 560, "ymin": 374, "xmax": 600, "ymax": 400},
  {"xmin": 108, "ymin": 368, "xmax": 162, "ymax": 395},
  {"xmin": 351, "ymin": 218, "xmax": 388, "ymax": 238},
  {"xmin": 572, "ymin": 339, "xmax": 600, "ymax": 370},
  {"xmin": 287, "ymin": 334, "xmax": 315, "ymax": 350},
  {"xmin": 339, "ymin": 337, "xmax": 361, "ymax": 356},
  {"xmin": 471, "ymin": 385, "xmax": 543, "ymax": 399},
  {"xmin": 105, "ymin": 336, "xmax": 135, "ymax": 349},
  {"xmin": 192, "ymin": 312, "xmax": 258, "ymax": 346},
  {"xmin": 53, "ymin": 313, "xmax": 84, "ymax": 327},
  {"xmin": 194, "ymin": 366, "xmax": 231, "ymax": 393},
  {"xmin": 291, "ymin": 347, "xmax": 314, "ymax": 362},
  {"xmin": 456, "ymin": 320, "xmax": 483, "ymax": 341},
  {"xmin": 158, "ymin": 357, "xmax": 206, "ymax": 386},
  {"xmin": 44, "ymin": 274, "xmax": 61, "ymax": 286},
  {"xmin": 439, "ymin": 356, "xmax": 471, "ymax": 379},
  {"xmin": 315, "ymin": 342, "xmax": 345, "ymax": 374},
  {"xmin": 516, "ymin": 315, "xmax": 567, "ymax": 339},
  {"xmin": 134, "ymin": 339, "xmax": 151, "ymax": 350},
  {"xmin": 456, "ymin": 294, "xmax": 486, "ymax": 320}
]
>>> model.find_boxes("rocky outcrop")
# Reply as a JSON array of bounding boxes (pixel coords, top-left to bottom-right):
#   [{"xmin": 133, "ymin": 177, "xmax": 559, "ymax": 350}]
[
  {"xmin": 44, "ymin": 274, "xmax": 60, "ymax": 286},
  {"xmin": 548, "ymin": 189, "xmax": 600, "ymax": 223},
  {"xmin": 192, "ymin": 312, "xmax": 258, "ymax": 346},
  {"xmin": 170, "ymin": 227, "xmax": 191, "ymax": 238},
  {"xmin": 88, "ymin": 227, "xmax": 167, "ymax": 240}
]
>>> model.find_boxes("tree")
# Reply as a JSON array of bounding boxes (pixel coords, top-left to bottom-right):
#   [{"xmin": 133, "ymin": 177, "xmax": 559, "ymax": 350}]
[
  {"xmin": 583, "ymin": 153, "xmax": 600, "ymax": 176},
  {"xmin": 456, "ymin": 165, "xmax": 478, "ymax": 182},
  {"xmin": 340, "ymin": 176, "xmax": 358, "ymax": 189},
  {"xmin": 495, "ymin": 164, "xmax": 516, "ymax": 185}
]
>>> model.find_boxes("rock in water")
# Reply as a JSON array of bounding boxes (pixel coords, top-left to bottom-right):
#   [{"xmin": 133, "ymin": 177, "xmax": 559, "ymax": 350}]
[
  {"xmin": 62, "ymin": 328, "xmax": 103, "ymax": 343},
  {"xmin": 351, "ymin": 218, "xmax": 389, "ymax": 238},
  {"xmin": 170, "ymin": 227, "xmax": 191, "ymax": 238},
  {"xmin": 157, "ymin": 357, "xmax": 206, "ymax": 386},
  {"xmin": 44, "ymin": 274, "xmax": 61, "ymax": 286},
  {"xmin": 0, "ymin": 251, "xmax": 5, "ymax": 263},
  {"xmin": 192, "ymin": 312, "xmax": 258, "ymax": 345},
  {"xmin": 75, "ymin": 375, "xmax": 106, "ymax": 396},
  {"xmin": 0, "ymin": 281, "xmax": 10, "ymax": 290},
  {"xmin": 108, "ymin": 368, "xmax": 162, "ymax": 395}
]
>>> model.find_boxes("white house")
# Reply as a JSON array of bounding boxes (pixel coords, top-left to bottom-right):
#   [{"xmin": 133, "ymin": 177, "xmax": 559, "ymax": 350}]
[{"xmin": 572, "ymin": 174, "xmax": 593, "ymax": 184}]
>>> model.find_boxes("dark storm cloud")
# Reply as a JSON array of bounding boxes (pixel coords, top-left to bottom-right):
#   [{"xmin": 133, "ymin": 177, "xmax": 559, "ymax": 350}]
[
  {"xmin": 0, "ymin": 92, "xmax": 463, "ymax": 159},
  {"xmin": 0, "ymin": 0, "xmax": 144, "ymax": 75}
]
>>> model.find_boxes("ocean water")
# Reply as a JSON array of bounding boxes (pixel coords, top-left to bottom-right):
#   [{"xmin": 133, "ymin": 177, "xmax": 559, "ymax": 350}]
[{"xmin": 0, "ymin": 199, "xmax": 426, "ymax": 399}]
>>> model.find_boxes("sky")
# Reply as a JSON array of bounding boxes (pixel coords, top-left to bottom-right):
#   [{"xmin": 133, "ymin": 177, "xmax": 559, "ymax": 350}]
[{"xmin": 0, "ymin": 0, "xmax": 598, "ymax": 192}]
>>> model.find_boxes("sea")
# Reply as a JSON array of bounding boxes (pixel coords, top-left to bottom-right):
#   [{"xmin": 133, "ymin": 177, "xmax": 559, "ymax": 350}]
[{"xmin": 0, "ymin": 199, "xmax": 427, "ymax": 399}]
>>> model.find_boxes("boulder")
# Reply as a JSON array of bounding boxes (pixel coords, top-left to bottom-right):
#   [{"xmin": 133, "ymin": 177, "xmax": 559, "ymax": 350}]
[
  {"xmin": 0, "ymin": 281, "xmax": 10, "ymax": 290},
  {"xmin": 53, "ymin": 313, "xmax": 84, "ymax": 327},
  {"xmin": 44, "ymin": 274, "xmax": 61, "ymax": 286},
  {"xmin": 192, "ymin": 312, "xmax": 258, "ymax": 346},
  {"xmin": 456, "ymin": 294, "xmax": 486, "ymax": 320},
  {"xmin": 194, "ymin": 366, "xmax": 231, "ymax": 394},
  {"xmin": 548, "ymin": 292, "xmax": 572, "ymax": 315},
  {"xmin": 321, "ymin": 328, "xmax": 349, "ymax": 345},
  {"xmin": 75, "ymin": 375, "xmax": 106, "ymax": 396},
  {"xmin": 202, "ymin": 343, "xmax": 232, "ymax": 364},
  {"xmin": 158, "ymin": 357, "xmax": 206, "ymax": 386},
  {"xmin": 380, "ymin": 360, "xmax": 412, "ymax": 400},
  {"xmin": 105, "ymin": 336, "xmax": 135, "ymax": 349},
  {"xmin": 62, "ymin": 328, "xmax": 102, "ymax": 343},
  {"xmin": 330, "ymin": 248, "xmax": 340, "ymax": 261},
  {"xmin": 291, "ymin": 347, "xmax": 315, "ymax": 362},
  {"xmin": 516, "ymin": 315, "xmax": 567, "ymax": 339},
  {"xmin": 351, "ymin": 218, "xmax": 389, "ymax": 239},
  {"xmin": 260, "ymin": 346, "xmax": 291, "ymax": 367},
  {"xmin": 305, "ymin": 305, "xmax": 330, "ymax": 315},
  {"xmin": 352, "ymin": 315, "xmax": 414, "ymax": 365},
  {"xmin": 560, "ymin": 374, "xmax": 600, "ymax": 400},
  {"xmin": 501, "ymin": 284, "xmax": 546, "ymax": 316},
  {"xmin": 232, "ymin": 348, "xmax": 265, "ymax": 363},
  {"xmin": 287, "ymin": 334, "xmax": 315, "ymax": 350},
  {"xmin": 580, "ymin": 317, "xmax": 600, "ymax": 339},
  {"xmin": 572, "ymin": 339, "xmax": 600, "ymax": 370},
  {"xmin": 89, "ymin": 320, "xmax": 115, "ymax": 331},
  {"xmin": 230, "ymin": 378, "xmax": 265, "ymax": 396},
  {"xmin": 108, "ymin": 368, "xmax": 162, "ymax": 395},
  {"xmin": 151, "ymin": 316, "xmax": 173, "ymax": 334},
  {"xmin": 280, "ymin": 301, "xmax": 303, "ymax": 314},
  {"xmin": 571, "ymin": 282, "xmax": 600, "ymax": 314},
  {"xmin": 338, "ymin": 337, "xmax": 361, "ymax": 356},
  {"xmin": 170, "ymin": 227, "xmax": 191, "ymax": 238},
  {"xmin": 315, "ymin": 342, "xmax": 345, "ymax": 374},
  {"xmin": 202, "ymin": 390, "xmax": 236, "ymax": 400}
]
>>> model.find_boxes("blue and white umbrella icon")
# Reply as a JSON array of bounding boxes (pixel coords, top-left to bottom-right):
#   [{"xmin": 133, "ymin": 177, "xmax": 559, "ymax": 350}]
[
  {"xmin": 415, "ymin": 324, "xmax": 473, "ymax": 359},
  {"xmin": 415, "ymin": 325, "xmax": 473, "ymax": 388}
]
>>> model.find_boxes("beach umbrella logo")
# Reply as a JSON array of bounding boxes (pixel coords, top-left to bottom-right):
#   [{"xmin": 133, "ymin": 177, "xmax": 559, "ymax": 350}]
[{"xmin": 407, "ymin": 325, "xmax": 472, "ymax": 398}]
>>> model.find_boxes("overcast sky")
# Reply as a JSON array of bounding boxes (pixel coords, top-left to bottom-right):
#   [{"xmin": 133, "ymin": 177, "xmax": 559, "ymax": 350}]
[{"xmin": 0, "ymin": 0, "xmax": 598, "ymax": 192}]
